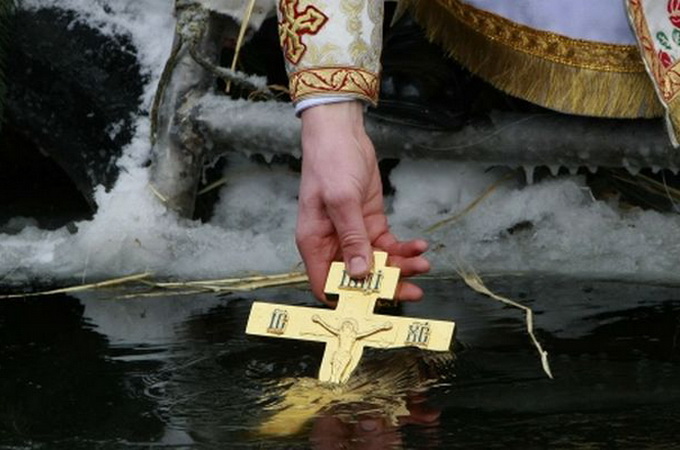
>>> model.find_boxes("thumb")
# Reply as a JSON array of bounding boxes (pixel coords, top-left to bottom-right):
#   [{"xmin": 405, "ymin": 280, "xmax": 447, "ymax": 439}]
[{"xmin": 326, "ymin": 195, "xmax": 372, "ymax": 278}]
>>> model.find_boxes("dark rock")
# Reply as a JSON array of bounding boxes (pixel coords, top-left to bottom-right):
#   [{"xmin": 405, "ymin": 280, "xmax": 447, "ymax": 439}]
[{"xmin": 5, "ymin": 6, "xmax": 145, "ymax": 208}]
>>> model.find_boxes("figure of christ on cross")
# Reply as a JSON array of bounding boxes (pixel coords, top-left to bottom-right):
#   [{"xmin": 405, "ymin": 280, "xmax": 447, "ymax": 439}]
[
  {"xmin": 311, "ymin": 314, "xmax": 392, "ymax": 384},
  {"xmin": 245, "ymin": 251, "xmax": 455, "ymax": 384}
]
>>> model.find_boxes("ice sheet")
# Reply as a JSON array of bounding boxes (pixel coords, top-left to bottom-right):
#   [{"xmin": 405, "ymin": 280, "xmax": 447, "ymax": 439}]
[{"xmin": 3, "ymin": 0, "xmax": 680, "ymax": 286}]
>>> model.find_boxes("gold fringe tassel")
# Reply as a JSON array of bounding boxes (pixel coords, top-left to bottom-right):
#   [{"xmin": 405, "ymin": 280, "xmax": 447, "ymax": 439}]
[
  {"xmin": 665, "ymin": 97, "xmax": 680, "ymax": 147},
  {"xmin": 405, "ymin": 0, "xmax": 664, "ymax": 119}
]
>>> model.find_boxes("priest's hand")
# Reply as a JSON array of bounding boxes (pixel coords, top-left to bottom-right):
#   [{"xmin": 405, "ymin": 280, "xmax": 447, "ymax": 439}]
[{"xmin": 297, "ymin": 101, "xmax": 430, "ymax": 305}]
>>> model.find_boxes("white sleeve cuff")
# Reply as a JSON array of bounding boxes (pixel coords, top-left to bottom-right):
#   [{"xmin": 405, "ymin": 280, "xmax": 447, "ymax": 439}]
[{"xmin": 295, "ymin": 97, "xmax": 358, "ymax": 116}]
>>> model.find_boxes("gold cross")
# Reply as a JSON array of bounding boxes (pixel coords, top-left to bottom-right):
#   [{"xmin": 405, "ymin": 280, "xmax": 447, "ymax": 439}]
[
  {"xmin": 246, "ymin": 251, "xmax": 456, "ymax": 384},
  {"xmin": 278, "ymin": 0, "xmax": 328, "ymax": 65}
]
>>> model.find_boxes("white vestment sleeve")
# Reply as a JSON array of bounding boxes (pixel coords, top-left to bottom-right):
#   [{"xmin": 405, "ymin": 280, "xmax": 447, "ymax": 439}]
[
  {"xmin": 465, "ymin": 0, "xmax": 636, "ymax": 45},
  {"xmin": 276, "ymin": 0, "xmax": 384, "ymax": 107}
]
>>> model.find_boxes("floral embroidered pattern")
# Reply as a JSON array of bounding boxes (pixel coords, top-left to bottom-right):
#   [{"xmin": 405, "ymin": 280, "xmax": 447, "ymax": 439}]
[
  {"xmin": 303, "ymin": 42, "xmax": 343, "ymax": 66},
  {"xmin": 660, "ymin": 49, "xmax": 673, "ymax": 68},
  {"xmin": 669, "ymin": 0, "xmax": 680, "ymax": 27},
  {"xmin": 341, "ymin": 0, "xmax": 371, "ymax": 66},
  {"xmin": 631, "ymin": 0, "xmax": 680, "ymax": 101},
  {"xmin": 652, "ymin": 0, "xmax": 680, "ymax": 67},
  {"xmin": 278, "ymin": 0, "xmax": 329, "ymax": 65},
  {"xmin": 289, "ymin": 67, "xmax": 380, "ymax": 104},
  {"xmin": 367, "ymin": 0, "xmax": 383, "ymax": 65}
]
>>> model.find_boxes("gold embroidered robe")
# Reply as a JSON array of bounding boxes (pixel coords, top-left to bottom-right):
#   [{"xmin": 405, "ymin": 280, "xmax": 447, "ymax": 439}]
[
  {"xmin": 276, "ymin": 0, "xmax": 383, "ymax": 106},
  {"xmin": 274, "ymin": 0, "xmax": 680, "ymax": 145}
]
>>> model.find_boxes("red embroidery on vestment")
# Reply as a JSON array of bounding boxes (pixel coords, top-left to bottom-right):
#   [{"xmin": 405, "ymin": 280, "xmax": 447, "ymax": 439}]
[
  {"xmin": 669, "ymin": 0, "xmax": 680, "ymax": 28},
  {"xmin": 633, "ymin": 0, "xmax": 680, "ymax": 101},
  {"xmin": 278, "ymin": 0, "xmax": 328, "ymax": 65},
  {"xmin": 289, "ymin": 67, "xmax": 380, "ymax": 104},
  {"xmin": 660, "ymin": 49, "xmax": 673, "ymax": 67}
]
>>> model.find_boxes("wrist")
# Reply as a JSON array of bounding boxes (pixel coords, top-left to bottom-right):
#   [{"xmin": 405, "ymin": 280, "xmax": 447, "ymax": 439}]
[
  {"xmin": 300, "ymin": 100, "xmax": 366, "ymax": 136},
  {"xmin": 295, "ymin": 97, "xmax": 359, "ymax": 116}
]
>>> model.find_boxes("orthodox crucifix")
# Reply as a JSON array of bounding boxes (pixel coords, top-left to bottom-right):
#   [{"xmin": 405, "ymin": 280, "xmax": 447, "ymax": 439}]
[{"xmin": 246, "ymin": 251, "xmax": 456, "ymax": 384}]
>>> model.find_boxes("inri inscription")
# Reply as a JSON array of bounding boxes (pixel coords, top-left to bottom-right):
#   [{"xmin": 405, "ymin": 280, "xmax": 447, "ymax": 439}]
[{"xmin": 246, "ymin": 251, "xmax": 456, "ymax": 384}]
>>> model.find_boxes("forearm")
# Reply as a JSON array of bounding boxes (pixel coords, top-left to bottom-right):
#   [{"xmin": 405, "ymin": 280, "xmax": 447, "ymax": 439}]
[{"xmin": 277, "ymin": 2, "xmax": 428, "ymax": 303}]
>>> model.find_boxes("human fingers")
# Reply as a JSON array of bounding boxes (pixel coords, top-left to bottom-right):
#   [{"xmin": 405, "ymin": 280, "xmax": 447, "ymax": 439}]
[
  {"xmin": 325, "ymin": 193, "xmax": 372, "ymax": 279},
  {"xmin": 353, "ymin": 416, "xmax": 401, "ymax": 450},
  {"xmin": 297, "ymin": 238, "xmax": 334, "ymax": 304},
  {"xmin": 309, "ymin": 415, "xmax": 350, "ymax": 447},
  {"xmin": 395, "ymin": 281, "xmax": 424, "ymax": 302},
  {"xmin": 399, "ymin": 395, "xmax": 442, "ymax": 426},
  {"xmin": 388, "ymin": 254, "xmax": 431, "ymax": 278},
  {"xmin": 296, "ymin": 203, "xmax": 336, "ymax": 304},
  {"xmin": 398, "ymin": 403, "xmax": 441, "ymax": 426},
  {"xmin": 373, "ymin": 233, "xmax": 429, "ymax": 258}
]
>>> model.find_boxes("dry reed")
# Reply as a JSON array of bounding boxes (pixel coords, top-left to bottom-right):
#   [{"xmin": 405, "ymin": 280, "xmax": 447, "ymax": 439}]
[
  {"xmin": 455, "ymin": 261, "xmax": 553, "ymax": 379},
  {"xmin": 424, "ymin": 172, "xmax": 515, "ymax": 233},
  {"xmin": 0, "ymin": 272, "xmax": 308, "ymax": 300},
  {"xmin": 225, "ymin": 0, "xmax": 256, "ymax": 93}
]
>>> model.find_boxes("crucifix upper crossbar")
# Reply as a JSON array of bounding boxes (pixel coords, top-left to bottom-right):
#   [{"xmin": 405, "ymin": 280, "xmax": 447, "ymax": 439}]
[{"xmin": 246, "ymin": 251, "xmax": 456, "ymax": 384}]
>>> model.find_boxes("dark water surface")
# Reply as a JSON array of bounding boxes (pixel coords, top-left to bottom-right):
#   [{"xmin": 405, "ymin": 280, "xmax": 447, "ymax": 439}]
[{"xmin": 1, "ymin": 276, "xmax": 679, "ymax": 449}]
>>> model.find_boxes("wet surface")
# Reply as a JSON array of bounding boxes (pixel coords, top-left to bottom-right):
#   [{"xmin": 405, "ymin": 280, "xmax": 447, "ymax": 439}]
[{"xmin": 1, "ymin": 275, "xmax": 679, "ymax": 449}]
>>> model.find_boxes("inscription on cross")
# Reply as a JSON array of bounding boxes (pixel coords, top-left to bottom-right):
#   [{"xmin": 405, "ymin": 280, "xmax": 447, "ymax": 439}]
[
  {"xmin": 246, "ymin": 251, "xmax": 456, "ymax": 384},
  {"xmin": 278, "ymin": 0, "xmax": 328, "ymax": 64}
]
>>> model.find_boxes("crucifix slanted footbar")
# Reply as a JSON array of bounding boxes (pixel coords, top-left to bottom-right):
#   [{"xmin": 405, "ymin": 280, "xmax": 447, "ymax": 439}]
[{"xmin": 246, "ymin": 251, "xmax": 456, "ymax": 384}]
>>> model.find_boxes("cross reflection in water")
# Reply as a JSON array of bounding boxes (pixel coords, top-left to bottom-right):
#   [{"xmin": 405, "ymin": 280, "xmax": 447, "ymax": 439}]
[{"xmin": 1, "ymin": 276, "xmax": 679, "ymax": 448}]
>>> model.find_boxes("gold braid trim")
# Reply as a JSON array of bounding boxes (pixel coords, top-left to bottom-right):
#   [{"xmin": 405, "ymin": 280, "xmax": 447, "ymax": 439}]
[
  {"xmin": 404, "ymin": 0, "xmax": 663, "ymax": 118},
  {"xmin": 289, "ymin": 67, "xmax": 380, "ymax": 105}
]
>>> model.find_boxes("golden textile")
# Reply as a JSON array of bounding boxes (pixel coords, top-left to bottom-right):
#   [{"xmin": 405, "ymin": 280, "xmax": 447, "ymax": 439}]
[
  {"xmin": 289, "ymin": 67, "xmax": 379, "ymax": 105},
  {"xmin": 277, "ymin": 0, "xmax": 383, "ymax": 105},
  {"xmin": 628, "ymin": 0, "xmax": 680, "ymax": 146},
  {"xmin": 403, "ymin": 0, "xmax": 663, "ymax": 119}
]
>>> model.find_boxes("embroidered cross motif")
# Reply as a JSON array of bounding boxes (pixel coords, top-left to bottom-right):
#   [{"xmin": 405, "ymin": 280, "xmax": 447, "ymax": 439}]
[
  {"xmin": 278, "ymin": 0, "xmax": 328, "ymax": 65},
  {"xmin": 246, "ymin": 251, "xmax": 456, "ymax": 384}
]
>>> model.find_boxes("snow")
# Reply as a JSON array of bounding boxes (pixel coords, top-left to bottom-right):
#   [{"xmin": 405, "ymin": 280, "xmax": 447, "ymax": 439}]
[
  {"xmin": 3, "ymin": 0, "xmax": 680, "ymax": 286},
  {"xmin": 390, "ymin": 161, "xmax": 680, "ymax": 280}
]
